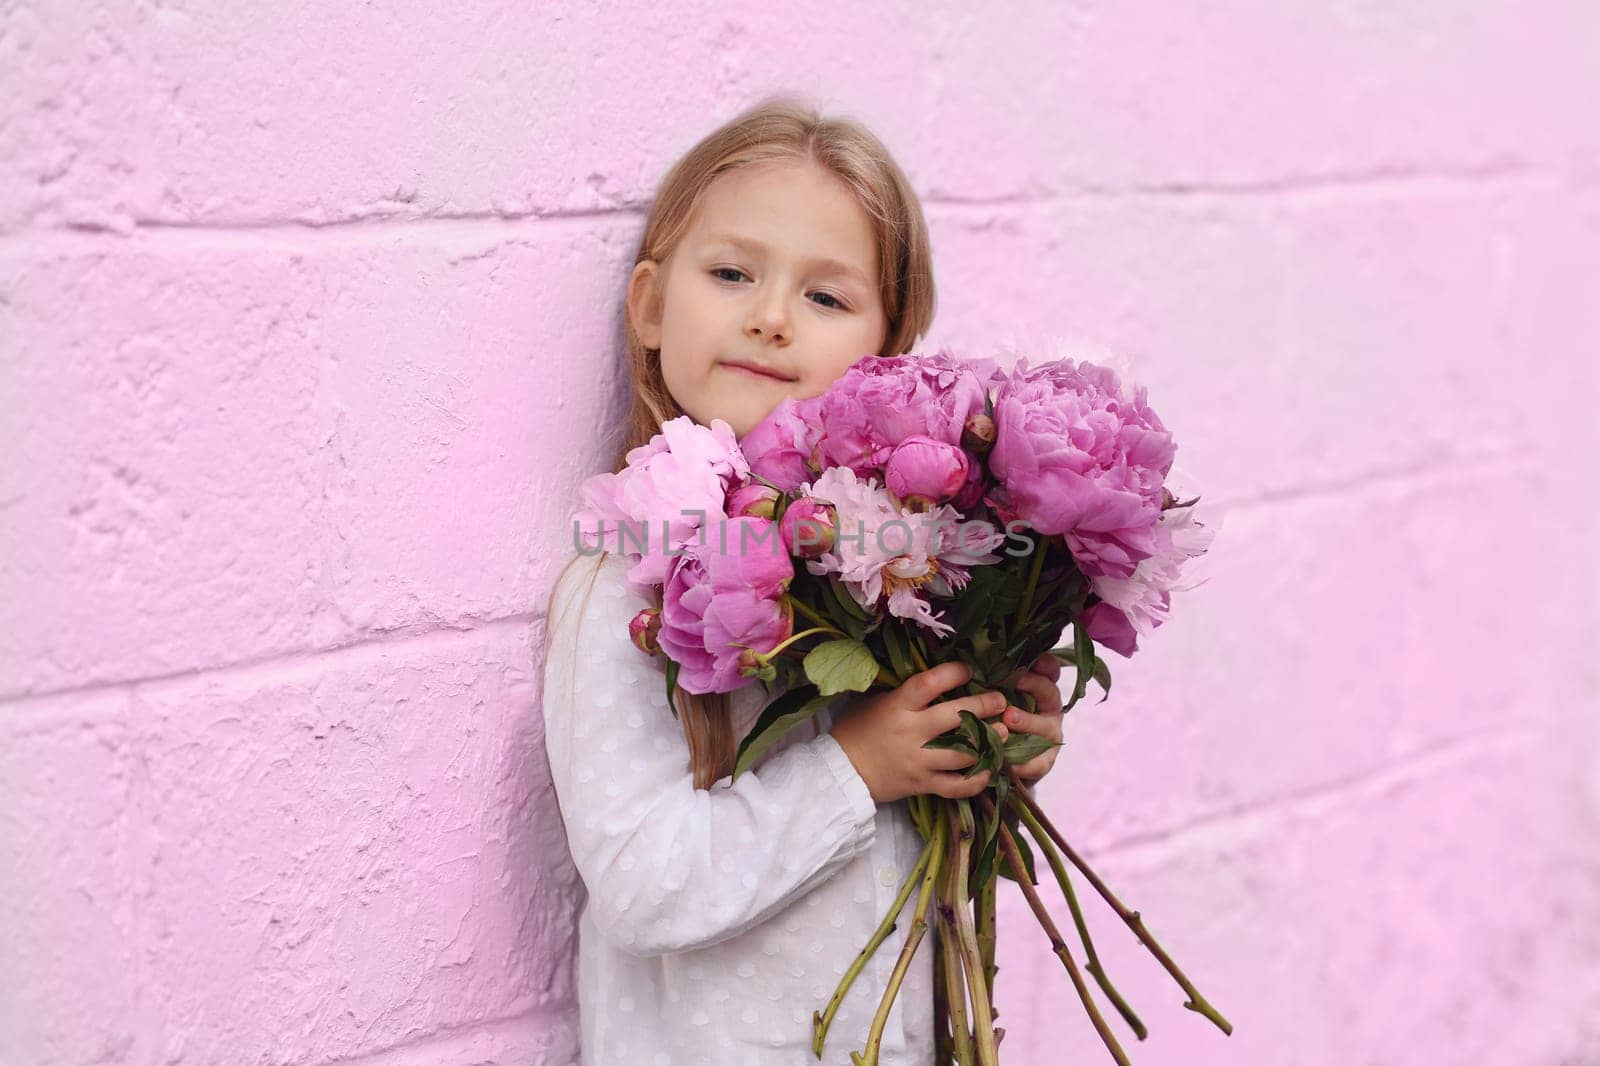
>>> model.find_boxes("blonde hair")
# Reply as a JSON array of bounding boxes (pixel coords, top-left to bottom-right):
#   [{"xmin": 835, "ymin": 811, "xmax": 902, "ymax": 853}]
[{"xmin": 550, "ymin": 92, "xmax": 937, "ymax": 790}]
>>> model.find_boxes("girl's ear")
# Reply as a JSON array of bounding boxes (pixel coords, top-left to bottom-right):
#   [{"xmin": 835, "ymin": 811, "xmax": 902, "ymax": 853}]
[{"xmin": 627, "ymin": 260, "xmax": 665, "ymax": 350}]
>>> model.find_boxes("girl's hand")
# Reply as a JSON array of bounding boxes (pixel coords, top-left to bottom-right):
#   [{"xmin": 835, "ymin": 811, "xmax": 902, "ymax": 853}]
[
  {"xmin": 1005, "ymin": 652, "xmax": 1065, "ymax": 784},
  {"xmin": 831, "ymin": 661, "xmax": 1018, "ymax": 805}
]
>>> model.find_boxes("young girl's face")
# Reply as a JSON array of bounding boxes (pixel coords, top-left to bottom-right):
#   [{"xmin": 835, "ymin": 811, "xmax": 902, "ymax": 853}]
[{"xmin": 628, "ymin": 159, "xmax": 890, "ymax": 438}]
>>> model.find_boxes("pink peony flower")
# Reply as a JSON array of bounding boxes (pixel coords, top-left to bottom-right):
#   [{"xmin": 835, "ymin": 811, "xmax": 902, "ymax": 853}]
[
  {"xmin": 814, "ymin": 350, "xmax": 993, "ymax": 477},
  {"xmin": 1082, "ymin": 602, "xmax": 1139, "ymax": 657},
  {"xmin": 950, "ymin": 456, "xmax": 987, "ymax": 513},
  {"xmin": 726, "ymin": 482, "xmax": 780, "ymax": 520},
  {"xmin": 987, "ymin": 358, "xmax": 1176, "ymax": 579},
  {"xmin": 1085, "ymin": 490, "xmax": 1218, "ymax": 658},
  {"xmin": 801, "ymin": 466, "xmax": 1004, "ymax": 637},
  {"xmin": 884, "ymin": 435, "xmax": 971, "ymax": 509},
  {"xmin": 572, "ymin": 416, "xmax": 750, "ymax": 592},
  {"xmin": 657, "ymin": 516, "xmax": 795, "ymax": 693},
  {"xmin": 739, "ymin": 394, "xmax": 824, "ymax": 493},
  {"xmin": 778, "ymin": 497, "xmax": 837, "ymax": 559}
]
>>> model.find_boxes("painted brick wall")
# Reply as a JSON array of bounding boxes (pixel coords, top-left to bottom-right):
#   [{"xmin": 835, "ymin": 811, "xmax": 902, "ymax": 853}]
[{"xmin": 3, "ymin": 4, "xmax": 1597, "ymax": 1064}]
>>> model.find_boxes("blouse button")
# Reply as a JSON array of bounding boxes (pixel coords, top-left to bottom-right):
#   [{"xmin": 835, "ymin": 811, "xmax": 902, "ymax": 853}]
[{"xmin": 878, "ymin": 865, "xmax": 897, "ymax": 887}]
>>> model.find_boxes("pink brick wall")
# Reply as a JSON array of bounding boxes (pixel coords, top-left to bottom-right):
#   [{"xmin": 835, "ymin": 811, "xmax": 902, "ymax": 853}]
[{"xmin": 3, "ymin": 5, "xmax": 1597, "ymax": 1064}]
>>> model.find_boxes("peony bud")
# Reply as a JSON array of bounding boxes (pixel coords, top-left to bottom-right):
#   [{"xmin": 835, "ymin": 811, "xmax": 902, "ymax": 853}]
[
  {"xmin": 885, "ymin": 436, "xmax": 970, "ymax": 506},
  {"xmin": 738, "ymin": 646, "xmax": 777, "ymax": 682},
  {"xmin": 804, "ymin": 443, "xmax": 823, "ymax": 476},
  {"xmin": 727, "ymin": 481, "xmax": 781, "ymax": 520},
  {"xmin": 628, "ymin": 607, "xmax": 662, "ymax": 655},
  {"xmin": 779, "ymin": 498, "xmax": 836, "ymax": 559},
  {"xmin": 961, "ymin": 412, "xmax": 996, "ymax": 455}
]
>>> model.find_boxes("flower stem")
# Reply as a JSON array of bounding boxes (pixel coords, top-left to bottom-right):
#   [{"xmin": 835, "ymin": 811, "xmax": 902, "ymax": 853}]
[
  {"xmin": 814, "ymin": 824, "xmax": 936, "ymax": 1058},
  {"xmin": 1010, "ymin": 792, "xmax": 1148, "ymax": 1040},
  {"xmin": 785, "ymin": 594, "xmax": 840, "ymax": 634},
  {"xmin": 1016, "ymin": 532, "xmax": 1049, "ymax": 627},
  {"xmin": 908, "ymin": 632, "xmax": 930, "ymax": 674},
  {"xmin": 975, "ymin": 864, "xmax": 998, "ymax": 997},
  {"xmin": 764, "ymin": 625, "xmax": 846, "ymax": 661},
  {"xmin": 932, "ymin": 917, "xmax": 954, "ymax": 1064},
  {"xmin": 852, "ymin": 814, "xmax": 946, "ymax": 1065},
  {"xmin": 936, "ymin": 807, "xmax": 975, "ymax": 1064},
  {"xmin": 1003, "ymin": 766, "xmax": 1235, "ymax": 1036},
  {"xmin": 979, "ymin": 793, "xmax": 1131, "ymax": 1066},
  {"xmin": 950, "ymin": 800, "xmax": 1000, "ymax": 1064}
]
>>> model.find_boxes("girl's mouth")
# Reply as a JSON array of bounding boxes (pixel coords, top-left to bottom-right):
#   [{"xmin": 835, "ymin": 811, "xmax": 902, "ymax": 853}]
[{"xmin": 721, "ymin": 361, "xmax": 795, "ymax": 382}]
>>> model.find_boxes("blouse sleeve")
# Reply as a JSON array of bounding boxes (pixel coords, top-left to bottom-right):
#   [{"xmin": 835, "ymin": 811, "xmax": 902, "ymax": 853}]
[{"xmin": 540, "ymin": 551, "xmax": 880, "ymax": 959}]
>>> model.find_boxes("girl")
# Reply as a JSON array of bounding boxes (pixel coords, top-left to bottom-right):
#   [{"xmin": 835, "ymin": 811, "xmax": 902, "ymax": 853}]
[{"xmin": 541, "ymin": 95, "xmax": 1065, "ymax": 1065}]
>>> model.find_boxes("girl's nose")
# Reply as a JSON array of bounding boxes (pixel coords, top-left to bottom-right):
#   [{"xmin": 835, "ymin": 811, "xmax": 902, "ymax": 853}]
[{"xmin": 745, "ymin": 295, "xmax": 790, "ymax": 343}]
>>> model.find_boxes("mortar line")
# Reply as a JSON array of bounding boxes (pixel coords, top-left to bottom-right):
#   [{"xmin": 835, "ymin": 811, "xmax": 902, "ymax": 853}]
[
  {"xmin": 0, "ymin": 609, "xmax": 543, "ymax": 717},
  {"xmin": 1207, "ymin": 447, "xmax": 1536, "ymax": 515},
  {"xmin": 0, "ymin": 161, "xmax": 1559, "ymax": 254},
  {"xmin": 311, "ymin": 1005, "xmax": 577, "ymax": 1066},
  {"xmin": 1079, "ymin": 719, "xmax": 1543, "ymax": 869}
]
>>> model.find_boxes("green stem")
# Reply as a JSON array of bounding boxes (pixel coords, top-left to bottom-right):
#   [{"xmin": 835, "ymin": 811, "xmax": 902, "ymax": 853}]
[
  {"xmin": 785, "ymin": 594, "xmax": 839, "ymax": 633},
  {"xmin": 932, "ymin": 918, "xmax": 954, "ymax": 1064},
  {"xmin": 936, "ymin": 805, "xmax": 976, "ymax": 1065},
  {"xmin": 852, "ymin": 814, "xmax": 946, "ymax": 1065},
  {"xmin": 814, "ymin": 825, "xmax": 937, "ymax": 1059},
  {"xmin": 950, "ymin": 801, "xmax": 1000, "ymax": 1064},
  {"xmin": 907, "ymin": 792, "xmax": 933, "ymax": 842},
  {"xmin": 908, "ymin": 633, "xmax": 930, "ymax": 674},
  {"xmin": 763, "ymin": 625, "xmax": 846, "ymax": 661},
  {"xmin": 980, "ymin": 793, "xmax": 1131, "ymax": 1066},
  {"xmin": 975, "ymin": 867, "xmax": 997, "ymax": 1003},
  {"xmin": 1016, "ymin": 532, "xmax": 1048, "ymax": 627},
  {"xmin": 1010, "ymin": 792, "xmax": 1148, "ymax": 1040},
  {"xmin": 1003, "ymin": 766, "xmax": 1235, "ymax": 1037}
]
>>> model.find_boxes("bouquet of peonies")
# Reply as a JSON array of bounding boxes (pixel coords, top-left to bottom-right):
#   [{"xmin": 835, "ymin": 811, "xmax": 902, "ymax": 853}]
[{"xmin": 572, "ymin": 349, "xmax": 1230, "ymax": 1065}]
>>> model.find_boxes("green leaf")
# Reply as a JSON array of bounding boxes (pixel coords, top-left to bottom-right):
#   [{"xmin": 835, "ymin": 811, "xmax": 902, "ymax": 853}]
[
  {"xmin": 1004, "ymin": 617, "xmax": 1072, "ymax": 679},
  {"xmin": 664, "ymin": 659, "xmax": 681, "ymax": 720},
  {"xmin": 956, "ymin": 709, "xmax": 987, "ymax": 757},
  {"xmin": 879, "ymin": 624, "xmax": 916, "ymax": 684},
  {"xmin": 945, "ymin": 565, "xmax": 1015, "ymax": 645},
  {"xmin": 803, "ymin": 639, "xmax": 880, "ymax": 697},
  {"xmin": 972, "ymin": 774, "xmax": 1008, "ymax": 887},
  {"xmin": 1001, "ymin": 733, "xmax": 1061, "ymax": 765},
  {"xmin": 995, "ymin": 817, "xmax": 1038, "ymax": 886},
  {"xmin": 955, "ymin": 648, "xmax": 990, "ymax": 688},
  {"xmin": 1066, "ymin": 620, "xmax": 1093, "ymax": 711},
  {"xmin": 1092, "ymin": 655, "xmax": 1113, "ymax": 704},
  {"xmin": 733, "ymin": 688, "xmax": 836, "ymax": 779},
  {"xmin": 977, "ymin": 732, "xmax": 1003, "ymax": 775},
  {"xmin": 921, "ymin": 733, "xmax": 974, "ymax": 753},
  {"xmin": 825, "ymin": 577, "xmax": 873, "ymax": 622}
]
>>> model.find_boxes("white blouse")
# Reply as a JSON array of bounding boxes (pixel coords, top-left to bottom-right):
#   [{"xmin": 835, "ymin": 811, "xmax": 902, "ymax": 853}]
[{"xmin": 541, "ymin": 550, "xmax": 935, "ymax": 1065}]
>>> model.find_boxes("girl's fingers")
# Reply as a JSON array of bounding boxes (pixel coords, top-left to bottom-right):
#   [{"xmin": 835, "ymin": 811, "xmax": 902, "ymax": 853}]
[
  {"xmin": 1015, "ymin": 671, "xmax": 1064, "ymax": 717},
  {"xmin": 924, "ymin": 747, "xmax": 980, "ymax": 773},
  {"xmin": 898, "ymin": 662, "xmax": 972, "ymax": 712},
  {"xmin": 927, "ymin": 691, "xmax": 1006, "ymax": 736},
  {"xmin": 1033, "ymin": 651, "xmax": 1063, "ymax": 681},
  {"xmin": 1003, "ymin": 704, "xmax": 1064, "ymax": 741},
  {"xmin": 930, "ymin": 768, "xmax": 992, "ymax": 799}
]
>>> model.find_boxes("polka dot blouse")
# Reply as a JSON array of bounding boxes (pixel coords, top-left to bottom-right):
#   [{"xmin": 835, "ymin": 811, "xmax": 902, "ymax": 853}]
[{"xmin": 541, "ymin": 551, "xmax": 935, "ymax": 1065}]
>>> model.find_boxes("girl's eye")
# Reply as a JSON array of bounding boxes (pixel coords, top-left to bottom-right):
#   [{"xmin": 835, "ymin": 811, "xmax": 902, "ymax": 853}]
[{"xmin": 710, "ymin": 268, "xmax": 849, "ymax": 312}]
